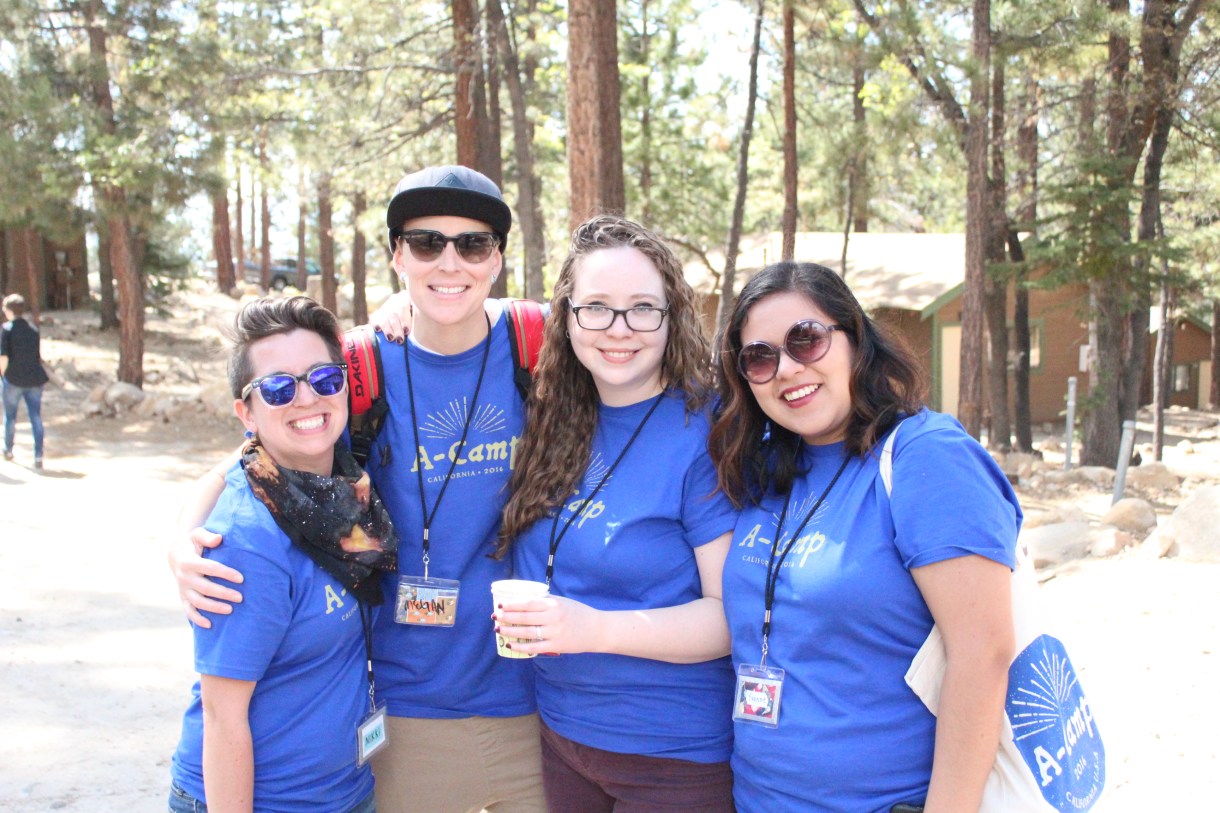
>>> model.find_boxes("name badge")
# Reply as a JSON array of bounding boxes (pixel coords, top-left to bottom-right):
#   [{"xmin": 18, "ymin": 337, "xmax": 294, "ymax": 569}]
[
  {"xmin": 356, "ymin": 703, "xmax": 388, "ymax": 766},
  {"xmin": 733, "ymin": 663, "xmax": 785, "ymax": 728},
  {"xmin": 395, "ymin": 575, "xmax": 460, "ymax": 626}
]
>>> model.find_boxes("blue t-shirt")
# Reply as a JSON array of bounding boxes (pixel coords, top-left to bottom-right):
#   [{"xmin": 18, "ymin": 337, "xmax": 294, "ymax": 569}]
[
  {"xmin": 367, "ymin": 303, "xmax": 535, "ymax": 719},
  {"xmin": 171, "ymin": 466, "xmax": 374, "ymax": 812},
  {"xmin": 512, "ymin": 392, "xmax": 738, "ymax": 763},
  {"xmin": 724, "ymin": 410, "xmax": 1021, "ymax": 813}
]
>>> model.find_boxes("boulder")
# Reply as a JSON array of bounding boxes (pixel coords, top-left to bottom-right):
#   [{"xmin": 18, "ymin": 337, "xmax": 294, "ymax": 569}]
[
  {"xmin": 1075, "ymin": 466, "xmax": 1115, "ymax": 488},
  {"xmin": 1023, "ymin": 504, "xmax": 1089, "ymax": 529},
  {"xmin": 1099, "ymin": 498, "xmax": 1157, "ymax": 535},
  {"xmin": 1087, "ymin": 525, "xmax": 1135, "ymax": 558},
  {"xmin": 1125, "ymin": 461, "xmax": 1181, "ymax": 491},
  {"xmin": 198, "ymin": 380, "xmax": 237, "ymax": 419},
  {"xmin": 1020, "ymin": 521, "xmax": 1091, "ymax": 568},
  {"xmin": 103, "ymin": 382, "xmax": 145, "ymax": 411},
  {"xmin": 1159, "ymin": 485, "xmax": 1220, "ymax": 562}
]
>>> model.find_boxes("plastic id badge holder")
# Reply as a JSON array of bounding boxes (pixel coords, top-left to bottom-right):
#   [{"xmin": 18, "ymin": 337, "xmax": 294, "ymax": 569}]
[
  {"xmin": 395, "ymin": 575, "xmax": 460, "ymax": 626},
  {"xmin": 356, "ymin": 702, "xmax": 388, "ymax": 766},
  {"xmin": 733, "ymin": 663, "xmax": 785, "ymax": 728}
]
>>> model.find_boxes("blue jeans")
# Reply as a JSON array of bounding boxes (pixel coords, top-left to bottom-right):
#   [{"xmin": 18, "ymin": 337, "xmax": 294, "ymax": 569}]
[
  {"xmin": 168, "ymin": 782, "xmax": 376, "ymax": 813},
  {"xmin": 2, "ymin": 380, "xmax": 43, "ymax": 458}
]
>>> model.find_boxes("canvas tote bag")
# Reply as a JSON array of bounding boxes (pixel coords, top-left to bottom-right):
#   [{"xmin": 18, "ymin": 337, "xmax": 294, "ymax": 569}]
[{"xmin": 880, "ymin": 424, "xmax": 1107, "ymax": 812}]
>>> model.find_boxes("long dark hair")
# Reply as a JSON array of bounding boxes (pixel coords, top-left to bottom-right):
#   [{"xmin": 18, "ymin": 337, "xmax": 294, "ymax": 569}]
[
  {"xmin": 497, "ymin": 215, "xmax": 712, "ymax": 555},
  {"xmin": 708, "ymin": 262, "xmax": 925, "ymax": 507}
]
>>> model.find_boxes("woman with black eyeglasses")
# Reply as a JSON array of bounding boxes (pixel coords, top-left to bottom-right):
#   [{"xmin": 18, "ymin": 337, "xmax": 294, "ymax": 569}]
[
  {"xmin": 169, "ymin": 297, "xmax": 397, "ymax": 813},
  {"xmin": 491, "ymin": 216, "xmax": 737, "ymax": 811},
  {"xmin": 707, "ymin": 262, "xmax": 1022, "ymax": 813}
]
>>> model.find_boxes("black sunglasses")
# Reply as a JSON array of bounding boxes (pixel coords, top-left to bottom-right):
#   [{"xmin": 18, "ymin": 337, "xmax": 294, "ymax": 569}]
[
  {"xmin": 395, "ymin": 229, "xmax": 500, "ymax": 263},
  {"xmin": 241, "ymin": 362, "xmax": 349, "ymax": 408},
  {"xmin": 737, "ymin": 320, "xmax": 846, "ymax": 384}
]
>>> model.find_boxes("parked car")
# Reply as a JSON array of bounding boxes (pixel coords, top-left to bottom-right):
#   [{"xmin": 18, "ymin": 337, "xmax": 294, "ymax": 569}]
[{"xmin": 242, "ymin": 257, "xmax": 322, "ymax": 291}]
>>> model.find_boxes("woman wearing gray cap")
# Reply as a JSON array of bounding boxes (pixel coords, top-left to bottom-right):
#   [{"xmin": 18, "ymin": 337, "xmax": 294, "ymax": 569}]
[{"xmin": 171, "ymin": 166, "xmax": 547, "ymax": 812}]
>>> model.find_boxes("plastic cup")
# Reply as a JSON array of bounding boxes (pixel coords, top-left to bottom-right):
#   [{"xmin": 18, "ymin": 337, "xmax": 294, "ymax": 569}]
[{"xmin": 490, "ymin": 579, "xmax": 549, "ymax": 659}]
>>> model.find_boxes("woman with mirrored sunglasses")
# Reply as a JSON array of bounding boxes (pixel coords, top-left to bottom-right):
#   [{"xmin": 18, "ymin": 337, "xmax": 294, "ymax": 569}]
[
  {"xmin": 708, "ymin": 262, "xmax": 1022, "ymax": 813},
  {"xmin": 170, "ymin": 167, "xmax": 548, "ymax": 813},
  {"xmin": 168, "ymin": 297, "xmax": 397, "ymax": 813},
  {"xmin": 492, "ymin": 216, "xmax": 737, "ymax": 811}
]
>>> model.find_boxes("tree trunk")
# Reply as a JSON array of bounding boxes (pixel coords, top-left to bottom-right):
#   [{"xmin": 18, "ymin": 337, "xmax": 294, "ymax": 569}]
[
  {"xmin": 640, "ymin": 0, "xmax": 653, "ymax": 223},
  {"xmin": 490, "ymin": 0, "xmax": 546, "ymax": 300},
  {"xmin": 85, "ymin": 0, "xmax": 143, "ymax": 386},
  {"xmin": 259, "ymin": 132, "xmax": 271, "ymax": 289},
  {"xmin": 984, "ymin": 55, "xmax": 1010, "ymax": 450},
  {"xmin": 297, "ymin": 164, "xmax": 308, "ymax": 291},
  {"xmin": 1152, "ymin": 278, "xmax": 1174, "ymax": 460},
  {"xmin": 481, "ymin": 3, "xmax": 504, "ymax": 189},
  {"xmin": 351, "ymin": 191, "xmax": 368, "ymax": 325},
  {"xmin": 455, "ymin": 0, "xmax": 482, "ymax": 168},
  {"xmin": 1210, "ymin": 299, "xmax": 1219, "ymax": 409},
  {"xmin": 318, "ymin": 172, "xmax": 337, "ymax": 314},
  {"xmin": 234, "ymin": 165, "xmax": 245, "ymax": 274},
  {"xmin": 20, "ymin": 229, "xmax": 42, "ymax": 324},
  {"xmin": 91, "ymin": 185, "xmax": 118, "ymax": 329},
  {"xmin": 714, "ymin": 0, "xmax": 765, "ymax": 334},
  {"xmin": 958, "ymin": 0, "xmax": 990, "ymax": 439},
  {"xmin": 1011, "ymin": 74, "xmax": 1038, "ymax": 452},
  {"xmin": 851, "ymin": 59, "xmax": 869, "ymax": 233},
  {"xmin": 566, "ymin": 0, "xmax": 625, "ymax": 229},
  {"xmin": 781, "ymin": 0, "xmax": 797, "ymax": 262},
  {"xmin": 211, "ymin": 187, "xmax": 235, "ymax": 292}
]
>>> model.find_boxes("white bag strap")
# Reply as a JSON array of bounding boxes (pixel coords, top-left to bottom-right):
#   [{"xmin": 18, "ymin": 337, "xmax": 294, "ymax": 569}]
[{"xmin": 879, "ymin": 421, "xmax": 899, "ymax": 497}]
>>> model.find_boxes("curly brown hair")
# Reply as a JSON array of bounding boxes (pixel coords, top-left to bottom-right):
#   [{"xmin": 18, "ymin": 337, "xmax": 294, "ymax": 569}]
[
  {"xmin": 497, "ymin": 216, "xmax": 712, "ymax": 555},
  {"xmin": 708, "ymin": 262, "xmax": 925, "ymax": 507}
]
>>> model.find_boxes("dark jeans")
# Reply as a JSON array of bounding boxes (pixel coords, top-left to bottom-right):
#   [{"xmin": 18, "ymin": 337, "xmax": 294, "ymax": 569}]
[
  {"xmin": 540, "ymin": 721, "xmax": 734, "ymax": 813},
  {"xmin": 168, "ymin": 782, "xmax": 376, "ymax": 813}
]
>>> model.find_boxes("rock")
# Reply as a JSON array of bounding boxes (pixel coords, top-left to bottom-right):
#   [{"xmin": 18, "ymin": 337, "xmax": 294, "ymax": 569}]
[
  {"xmin": 1159, "ymin": 485, "xmax": 1220, "ymax": 562},
  {"xmin": 1020, "ymin": 521, "xmax": 1091, "ymax": 568},
  {"xmin": 1176, "ymin": 439, "xmax": 1195, "ymax": 455},
  {"xmin": 999, "ymin": 452, "xmax": 1040, "ymax": 481},
  {"xmin": 198, "ymin": 380, "xmax": 236, "ymax": 419},
  {"xmin": 1100, "ymin": 498, "xmax": 1157, "ymax": 535},
  {"xmin": 1087, "ymin": 525, "xmax": 1135, "ymax": 557},
  {"xmin": 1023, "ymin": 504, "xmax": 1089, "ymax": 529},
  {"xmin": 103, "ymin": 382, "xmax": 145, "ymax": 411},
  {"xmin": 1125, "ymin": 461, "xmax": 1181, "ymax": 491},
  {"xmin": 1075, "ymin": 466, "xmax": 1115, "ymax": 488}
]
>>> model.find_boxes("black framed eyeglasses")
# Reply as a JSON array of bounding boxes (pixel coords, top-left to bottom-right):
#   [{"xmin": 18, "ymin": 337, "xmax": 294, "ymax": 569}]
[
  {"xmin": 568, "ymin": 299, "xmax": 670, "ymax": 332},
  {"xmin": 394, "ymin": 229, "xmax": 500, "ymax": 263},
  {"xmin": 241, "ymin": 362, "xmax": 349, "ymax": 408},
  {"xmin": 737, "ymin": 320, "xmax": 846, "ymax": 384}
]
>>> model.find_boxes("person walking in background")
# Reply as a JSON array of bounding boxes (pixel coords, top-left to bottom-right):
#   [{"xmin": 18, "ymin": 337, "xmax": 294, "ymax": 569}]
[
  {"xmin": 493, "ymin": 216, "xmax": 737, "ymax": 811},
  {"xmin": 2, "ymin": 293, "xmax": 49, "ymax": 469},
  {"xmin": 708, "ymin": 262, "xmax": 1021, "ymax": 813}
]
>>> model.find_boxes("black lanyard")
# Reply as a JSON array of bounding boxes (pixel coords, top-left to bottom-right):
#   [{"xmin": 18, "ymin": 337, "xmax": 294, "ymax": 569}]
[
  {"xmin": 543, "ymin": 392, "xmax": 665, "ymax": 586},
  {"xmin": 359, "ymin": 601, "xmax": 376, "ymax": 712},
  {"xmin": 403, "ymin": 312, "xmax": 492, "ymax": 578},
  {"xmin": 758, "ymin": 453, "xmax": 852, "ymax": 666}
]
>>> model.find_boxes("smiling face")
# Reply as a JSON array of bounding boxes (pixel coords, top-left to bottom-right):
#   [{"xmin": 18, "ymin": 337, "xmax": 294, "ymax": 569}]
[
  {"xmin": 234, "ymin": 329, "xmax": 347, "ymax": 475},
  {"xmin": 739, "ymin": 291, "xmax": 855, "ymax": 446},
  {"xmin": 392, "ymin": 214, "xmax": 503, "ymax": 353},
  {"xmin": 567, "ymin": 246, "xmax": 669, "ymax": 407}
]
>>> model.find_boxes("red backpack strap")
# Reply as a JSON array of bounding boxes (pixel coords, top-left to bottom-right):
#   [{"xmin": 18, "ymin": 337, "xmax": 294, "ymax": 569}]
[
  {"xmin": 343, "ymin": 325, "xmax": 387, "ymax": 466},
  {"xmin": 501, "ymin": 297, "xmax": 546, "ymax": 401}
]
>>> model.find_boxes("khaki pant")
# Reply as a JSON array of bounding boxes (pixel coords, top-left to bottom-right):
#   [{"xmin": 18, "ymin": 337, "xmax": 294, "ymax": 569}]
[{"xmin": 372, "ymin": 713, "xmax": 546, "ymax": 813}]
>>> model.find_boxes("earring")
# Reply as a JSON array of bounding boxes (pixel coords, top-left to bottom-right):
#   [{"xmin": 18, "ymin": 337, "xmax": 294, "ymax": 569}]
[
  {"xmin": 244, "ymin": 429, "xmax": 256, "ymax": 440},
  {"xmin": 490, "ymin": 273, "xmax": 499, "ymax": 284}
]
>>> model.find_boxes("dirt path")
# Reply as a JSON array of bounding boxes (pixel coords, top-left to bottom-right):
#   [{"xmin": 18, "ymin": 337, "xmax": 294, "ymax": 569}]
[{"xmin": 2, "ymin": 294, "xmax": 1217, "ymax": 811}]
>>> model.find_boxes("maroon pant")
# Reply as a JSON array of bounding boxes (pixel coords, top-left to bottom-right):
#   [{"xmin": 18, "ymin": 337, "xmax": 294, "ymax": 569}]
[{"xmin": 539, "ymin": 721, "xmax": 735, "ymax": 813}]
